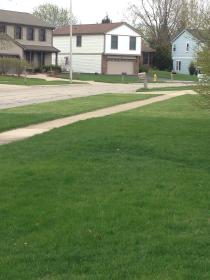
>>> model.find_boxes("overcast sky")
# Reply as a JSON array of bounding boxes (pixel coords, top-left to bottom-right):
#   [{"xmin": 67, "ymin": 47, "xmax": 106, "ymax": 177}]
[{"xmin": 1, "ymin": 0, "xmax": 135, "ymax": 24}]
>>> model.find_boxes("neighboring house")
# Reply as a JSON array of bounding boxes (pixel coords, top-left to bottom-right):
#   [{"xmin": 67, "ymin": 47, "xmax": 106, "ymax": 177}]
[
  {"xmin": 172, "ymin": 29, "xmax": 205, "ymax": 74},
  {"xmin": 0, "ymin": 9, "xmax": 59, "ymax": 68},
  {"xmin": 141, "ymin": 40, "xmax": 155, "ymax": 67},
  {"xmin": 53, "ymin": 22, "xmax": 141, "ymax": 75}
]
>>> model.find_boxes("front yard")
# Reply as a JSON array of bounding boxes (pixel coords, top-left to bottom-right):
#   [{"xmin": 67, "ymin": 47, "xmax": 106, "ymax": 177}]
[
  {"xmin": 0, "ymin": 94, "xmax": 209, "ymax": 279},
  {"xmin": 59, "ymin": 70, "xmax": 198, "ymax": 83},
  {"xmin": 0, "ymin": 93, "xmax": 156, "ymax": 132},
  {"xmin": 0, "ymin": 75, "xmax": 71, "ymax": 86}
]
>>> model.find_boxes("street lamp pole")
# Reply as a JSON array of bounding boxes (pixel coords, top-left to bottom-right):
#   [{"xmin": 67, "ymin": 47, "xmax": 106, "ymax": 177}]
[{"xmin": 69, "ymin": 0, "xmax": 73, "ymax": 83}]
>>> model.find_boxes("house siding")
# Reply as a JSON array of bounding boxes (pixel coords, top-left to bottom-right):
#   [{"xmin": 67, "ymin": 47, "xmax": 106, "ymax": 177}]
[
  {"xmin": 105, "ymin": 25, "xmax": 141, "ymax": 55},
  {"xmin": 53, "ymin": 23, "xmax": 141, "ymax": 74},
  {"xmin": 172, "ymin": 31, "xmax": 199, "ymax": 74}
]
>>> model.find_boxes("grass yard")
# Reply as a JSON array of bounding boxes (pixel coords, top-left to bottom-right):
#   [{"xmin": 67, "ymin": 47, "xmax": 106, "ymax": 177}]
[
  {"xmin": 0, "ymin": 93, "xmax": 156, "ymax": 132},
  {"xmin": 149, "ymin": 69, "xmax": 198, "ymax": 82},
  {"xmin": 0, "ymin": 75, "xmax": 72, "ymax": 86},
  {"xmin": 137, "ymin": 85, "xmax": 194, "ymax": 92},
  {"xmin": 60, "ymin": 71, "xmax": 198, "ymax": 83},
  {"xmin": 0, "ymin": 94, "xmax": 210, "ymax": 279},
  {"xmin": 60, "ymin": 73, "xmax": 142, "ymax": 83}
]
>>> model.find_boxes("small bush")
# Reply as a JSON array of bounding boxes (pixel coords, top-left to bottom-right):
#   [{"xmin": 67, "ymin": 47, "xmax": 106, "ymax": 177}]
[
  {"xmin": 0, "ymin": 57, "xmax": 28, "ymax": 76},
  {"xmin": 139, "ymin": 65, "xmax": 149, "ymax": 73},
  {"xmin": 43, "ymin": 65, "xmax": 62, "ymax": 74},
  {"xmin": 189, "ymin": 62, "xmax": 196, "ymax": 75}
]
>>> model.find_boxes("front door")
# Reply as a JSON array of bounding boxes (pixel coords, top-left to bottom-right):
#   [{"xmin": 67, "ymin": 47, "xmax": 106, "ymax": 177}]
[{"xmin": 37, "ymin": 52, "xmax": 45, "ymax": 67}]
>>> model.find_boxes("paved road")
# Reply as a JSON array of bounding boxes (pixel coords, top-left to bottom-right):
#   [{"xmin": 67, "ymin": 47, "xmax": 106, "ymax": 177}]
[
  {"xmin": 0, "ymin": 83, "xmax": 141, "ymax": 109},
  {"xmin": 0, "ymin": 82, "xmax": 191, "ymax": 109}
]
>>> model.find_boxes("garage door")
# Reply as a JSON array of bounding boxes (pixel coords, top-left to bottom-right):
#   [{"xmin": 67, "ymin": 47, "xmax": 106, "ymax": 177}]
[{"xmin": 107, "ymin": 60, "xmax": 135, "ymax": 75}]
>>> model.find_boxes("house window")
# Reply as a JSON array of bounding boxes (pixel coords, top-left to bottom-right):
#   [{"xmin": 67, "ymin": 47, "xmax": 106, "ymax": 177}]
[
  {"xmin": 39, "ymin": 29, "xmax": 46, "ymax": 41},
  {"xmin": 76, "ymin": 35, "xmax": 82, "ymax": 47},
  {"xmin": 186, "ymin": 43, "xmax": 189, "ymax": 52},
  {"xmin": 0, "ymin": 24, "xmax": 6, "ymax": 34},
  {"xmin": 176, "ymin": 60, "xmax": 181, "ymax": 71},
  {"xmin": 27, "ymin": 27, "xmax": 34, "ymax": 41},
  {"xmin": 173, "ymin": 44, "xmax": 176, "ymax": 51},
  {"xmin": 111, "ymin": 35, "xmax": 118, "ymax": 49},
  {"xmin": 15, "ymin": 26, "xmax": 22, "ymax": 39},
  {"xmin": 130, "ymin": 36, "xmax": 136, "ymax": 50}
]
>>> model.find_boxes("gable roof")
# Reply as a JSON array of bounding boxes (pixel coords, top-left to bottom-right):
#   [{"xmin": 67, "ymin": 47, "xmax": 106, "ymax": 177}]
[
  {"xmin": 0, "ymin": 9, "xmax": 53, "ymax": 29},
  {"xmin": 53, "ymin": 22, "xmax": 140, "ymax": 36},
  {"xmin": 172, "ymin": 29, "xmax": 208, "ymax": 42}
]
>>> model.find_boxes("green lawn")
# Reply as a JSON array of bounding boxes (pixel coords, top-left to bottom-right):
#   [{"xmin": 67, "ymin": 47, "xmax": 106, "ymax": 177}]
[
  {"xmin": 137, "ymin": 86, "xmax": 194, "ymax": 92},
  {"xmin": 60, "ymin": 73, "xmax": 142, "ymax": 83},
  {"xmin": 0, "ymin": 93, "xmax": 156, "ymax": 132},
  {"xmin": 0, "ymin": 75, "xmax": 71, "ymax": 86},
  {"xmin": 60, "ymin": 71, "xmax": 198, "ymax": 83},
  {"xmin": 149, "ymin": 69, "xmax": 198, "ymax": 82},
  {"xmin": 0, "ymin": 95, "xmax": 210, "ymax": 279}
]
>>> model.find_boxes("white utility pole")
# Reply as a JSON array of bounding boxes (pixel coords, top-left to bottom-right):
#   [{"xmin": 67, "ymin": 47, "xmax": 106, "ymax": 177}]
[{"xmin": 69, "ymin": 0, "xmax": 73, "ymax": 83}]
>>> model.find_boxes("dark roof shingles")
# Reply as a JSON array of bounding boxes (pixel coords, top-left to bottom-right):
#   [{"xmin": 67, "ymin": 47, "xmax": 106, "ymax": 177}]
[
  {"xmin": 53, "ymin": 22, "xmax": 125, "ymax": 35},
  {"xmin": 0, "ymin": 9, "xmax": 53, "ymax": 28}
]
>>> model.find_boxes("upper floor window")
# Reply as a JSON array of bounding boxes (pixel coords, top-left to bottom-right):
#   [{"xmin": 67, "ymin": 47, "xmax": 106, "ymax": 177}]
[
  {"xmin": 186, "ymin": 43, "xmax": 189, "ymax": 52},
  {"xmin": 0, "ymin": 24, "xmax": 6, "ymax": 34},
  {"xmin": 39, "ymin": 29, "xmax": 46, "ymax": 41},
  {"xmin": 130, "ymin": 36, "xmax": 136, "ymax": 50},
  {"xmin": 15, "ymin": 26, "xmax": 22, "ymax": 39},
  {"xmin": 111, "ymin": 35, "xmax": 118, "ymax": 50},
  {"xmin": 173, "ymin": 44, "xmax": 176, "ymax": 51},
  {"xmin": 76, "ymin": 35, "xmax": 82, "ymax": 47},
  {"xmin": 27, "ymin": 27, "xmax": 34, "ymax": 41}
]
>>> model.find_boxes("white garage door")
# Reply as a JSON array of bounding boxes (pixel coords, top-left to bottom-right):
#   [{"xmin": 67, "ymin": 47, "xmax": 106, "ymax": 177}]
[{"xmin": 107, "ymin": 60, "xmax": 135, "ymax": 75}]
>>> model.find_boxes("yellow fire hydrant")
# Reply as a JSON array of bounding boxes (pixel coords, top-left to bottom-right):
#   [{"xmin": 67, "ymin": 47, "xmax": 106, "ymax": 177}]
[{"xmin": 153, "ymin": 73, "xmax": 158, "ymax": 82}]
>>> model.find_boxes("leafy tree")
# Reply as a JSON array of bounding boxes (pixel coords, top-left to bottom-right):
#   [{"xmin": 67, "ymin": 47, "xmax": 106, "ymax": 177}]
[
  {"xmin": 101, "ymin": 15, "xmax": 112, "ymax": 24},
  {"xmin": 33, "ymin": 4, "xmax": 77, "ymax": 27},
  {"xmin": 196, "ymin": 28, "xmax": 210, "ymax": 106}
]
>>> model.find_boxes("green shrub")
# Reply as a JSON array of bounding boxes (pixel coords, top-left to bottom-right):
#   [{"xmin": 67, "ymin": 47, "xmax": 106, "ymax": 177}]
[
  {"xmin": 154, "ymin": 46, "xmax": 172, "ymax": 71},
  {"xmin": 189, "ymin": 62, "xmax": 196, "ymax": 75},
  {"xmin": 139, "ymin": 65, "xmax": 149, "ymax": 73},
  {"xmin": 0, "ymin": 57, "xmax": 28, "ymax": 76}
]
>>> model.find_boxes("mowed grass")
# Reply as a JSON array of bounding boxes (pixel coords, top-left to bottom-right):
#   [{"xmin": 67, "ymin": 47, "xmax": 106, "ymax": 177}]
[
  {"xmin": 0, "ymin": 93, "xmax": 156, "ymax": 132},
  {"xmin": 137, "ymin": 85, "xmax": 194, "ymax": 92},
  {"xmin": 0, "ymin": 75, "xmax": 72, "ymax": 86},
  {"xmin": 0, "ymin": 95, "xmax": 210, "ymax": 279},
  {"xmin": 60, "ymin": 71, "xmax": 198, "ymax": 83},
  {"xmin": 149, "ymin": 69, "xmax": 198, "ymax": 82}
]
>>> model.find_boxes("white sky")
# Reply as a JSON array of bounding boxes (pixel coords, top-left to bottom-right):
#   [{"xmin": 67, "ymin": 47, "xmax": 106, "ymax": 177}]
[{"xmin": 1, "ymin": 0, "xmax": 135, "ymax": 24}]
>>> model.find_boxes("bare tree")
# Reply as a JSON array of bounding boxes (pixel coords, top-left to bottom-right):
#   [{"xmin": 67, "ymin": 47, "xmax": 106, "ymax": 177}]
[{"xmin": 129, "ymin": 0, "xmax": 183, "ymax": 47}]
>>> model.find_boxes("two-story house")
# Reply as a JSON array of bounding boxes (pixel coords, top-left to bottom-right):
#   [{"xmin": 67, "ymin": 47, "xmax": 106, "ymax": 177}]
[
  {"xmin": 53, "ymin": 22, "xmax": 141, "ymax": 75},
  {"xmin": 0, "ymin": 9, "xmax": 59, "ymax": 68},
  {"xmin": 172, "ymin": 29, "xmax": 205, "ymax": 74}
]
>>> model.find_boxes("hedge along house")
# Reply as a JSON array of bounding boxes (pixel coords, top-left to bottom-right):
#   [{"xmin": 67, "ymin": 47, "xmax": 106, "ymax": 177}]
[
  {"xmin": 53, "ymin": 22, "xmax": 141, "ymax": 75},
  {"xmin": 172, "ymin": 29, "xmax": 206, "ymax": 74},
  {"xmin": 0, "ymin": 9, "xmax": 59, "ymax": 68}
]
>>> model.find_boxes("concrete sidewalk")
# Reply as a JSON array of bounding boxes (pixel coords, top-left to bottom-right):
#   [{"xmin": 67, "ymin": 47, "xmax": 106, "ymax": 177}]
[{"xmin": 0, "ymin": 90, "xmax": 194, "ymax": 146}]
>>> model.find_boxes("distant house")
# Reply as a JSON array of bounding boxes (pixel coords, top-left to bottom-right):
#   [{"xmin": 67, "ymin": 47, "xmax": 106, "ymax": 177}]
[
  {"xmin": 0, "ymin": 9, "xmax": 59, "ymax": 68},
  {"xmin": 53, "ymin": 22, "xmax": 141, "ymax": 75},
  {"xmin": 172, "ymin": 29, "xmax": 206, "ymax": 74}
]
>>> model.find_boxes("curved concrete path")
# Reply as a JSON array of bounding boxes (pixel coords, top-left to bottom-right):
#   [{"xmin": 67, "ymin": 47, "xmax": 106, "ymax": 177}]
[{"xmin": 0, "ymin": 90, "xmax": 195, "ymax": 146}]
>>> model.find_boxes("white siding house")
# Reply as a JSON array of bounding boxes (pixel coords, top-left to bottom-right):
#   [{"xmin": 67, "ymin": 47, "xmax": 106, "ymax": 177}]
[
  {"xmin": 53, "ymin": 22, "xmax": 141, "ymax": 75},
  {"xmin": 172, "ymin": 29, "xmax": 202, "ymax": 74}
]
